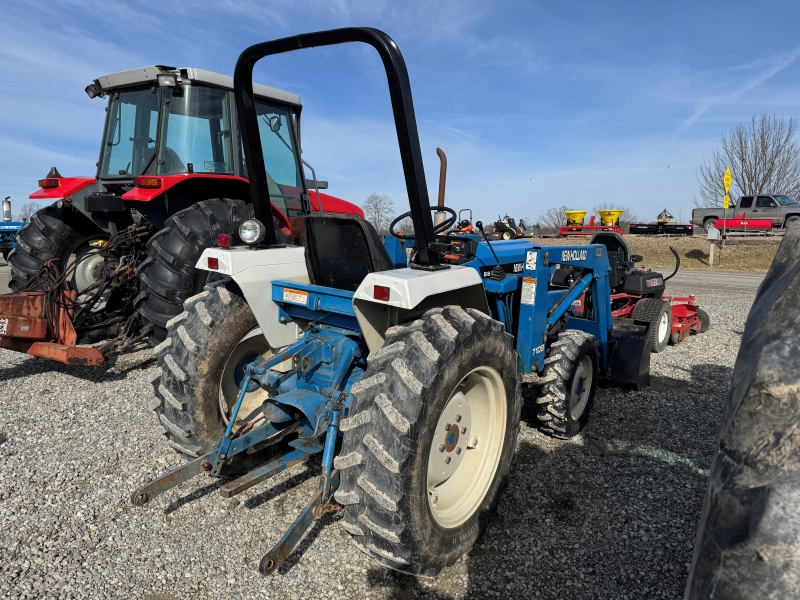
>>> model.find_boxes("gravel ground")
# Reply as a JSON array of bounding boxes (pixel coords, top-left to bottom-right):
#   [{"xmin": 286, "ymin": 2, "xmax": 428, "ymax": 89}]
[{"xmin": 0, "ymin": 278, "xmax": 754, "ymax": 599}]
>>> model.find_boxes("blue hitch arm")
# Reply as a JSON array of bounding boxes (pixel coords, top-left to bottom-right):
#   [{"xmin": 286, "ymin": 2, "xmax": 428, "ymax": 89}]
[
  {"xmin": 258, "ymin": 371, "xmax": 349, "ymax": 575},
  {"xmin": 545, "ymin": 272, "xmax": 594, "ymax": 333}
]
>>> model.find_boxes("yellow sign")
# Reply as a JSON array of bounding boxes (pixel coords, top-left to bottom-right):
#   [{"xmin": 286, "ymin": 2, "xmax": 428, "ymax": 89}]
[
  {"xmin": 723, "ymin": 195, "xmax": 730, "ymax": 209},
  {"xmin": 723, "ymin": 166, "xmax": 732, "ymax": 194}
]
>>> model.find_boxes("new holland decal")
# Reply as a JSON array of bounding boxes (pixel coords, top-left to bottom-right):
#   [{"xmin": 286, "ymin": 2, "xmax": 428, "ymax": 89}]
[{"xmin": 561, "ymin": 249, "xmax": 587, "ymax": 262}]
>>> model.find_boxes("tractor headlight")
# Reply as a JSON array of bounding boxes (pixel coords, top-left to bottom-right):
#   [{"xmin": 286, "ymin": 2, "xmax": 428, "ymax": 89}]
[{"xmin": 239, "ymin": 219, "xmax": 265, "ymax": 245}]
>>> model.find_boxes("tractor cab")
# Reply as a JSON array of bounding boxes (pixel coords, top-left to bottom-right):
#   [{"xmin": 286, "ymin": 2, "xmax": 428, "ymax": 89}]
[{"xmin": 31, "ymin": 66, "xmax": 352, "ymax": 233}]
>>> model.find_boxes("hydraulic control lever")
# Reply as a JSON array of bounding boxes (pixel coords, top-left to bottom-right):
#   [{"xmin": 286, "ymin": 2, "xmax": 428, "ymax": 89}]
[{"xmin": 475, "ymin": 221, "xmax": 506, "ymax": 281}]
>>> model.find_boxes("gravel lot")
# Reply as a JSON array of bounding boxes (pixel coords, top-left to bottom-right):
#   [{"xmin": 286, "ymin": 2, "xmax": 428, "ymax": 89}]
[{"xmin": 0, "ymin": 265, "xmax": 755, "ymax": 600}]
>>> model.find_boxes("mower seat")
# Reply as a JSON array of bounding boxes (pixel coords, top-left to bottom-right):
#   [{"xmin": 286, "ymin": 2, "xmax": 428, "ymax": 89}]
[
  {"xmin": 301, "ymin": 215, "xmax": 395, "ymax": 292},
  {"xmin": 591, "ymin": 232, "xmax": 631, "ymax": 290}
]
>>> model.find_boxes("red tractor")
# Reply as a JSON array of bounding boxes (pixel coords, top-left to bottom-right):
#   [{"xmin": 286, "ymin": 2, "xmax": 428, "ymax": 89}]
[
  {"xmin": 563, "ymin": 232, "xmax": 709, "ymax": 352},
  {"xmin": 4, "ymin": 66, "xmax": 362, "ymax": 362}
]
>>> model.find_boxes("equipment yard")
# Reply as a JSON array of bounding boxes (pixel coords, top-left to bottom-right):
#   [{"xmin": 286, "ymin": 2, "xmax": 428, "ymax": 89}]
[{"xmin": 0, "ymin": 262, "xmax": 759, "ymax": 599}]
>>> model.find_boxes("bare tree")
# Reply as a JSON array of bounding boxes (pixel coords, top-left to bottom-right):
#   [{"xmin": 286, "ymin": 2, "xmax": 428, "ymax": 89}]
[
  {"xmin": 396, "ymin": 216, "xmax": 414, "ymax": 235},
  {"xmin": 696, "ymin": 114, "xmax": 800, "ymax": 208},
  {"xmin": 536, "ymin": 205, "xmax": 570, "ymax": 234},
  {"xmin": 591, "ymin": 201, "xmax": 640, "ymax": 228},
  {"xmin": 16, "ymin": 202, "xmax": 39, "ymax": 222},
  {"xmin": 362, "ymin": 194, "xmax": 395, "ymax": 233}
]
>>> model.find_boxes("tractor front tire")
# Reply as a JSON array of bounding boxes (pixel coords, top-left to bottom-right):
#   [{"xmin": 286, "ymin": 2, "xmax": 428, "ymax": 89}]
[
  {"xmin": 632, "ymin": 298, "xmax": 672, "ymax": 353},
  {"xmin": 136, "ymin": 198, "xmax": 253, "ymax": 343},
  {"xmin": 152, "ymin": 280, "xmax": 273, "ymax": 470},
  {"xmin": 334, "ymin": 306, "xmax": 522, "ymax": 576},
  {"xmin": 534, "ymin": 329, "xmax": 598, "ymax": 439}
]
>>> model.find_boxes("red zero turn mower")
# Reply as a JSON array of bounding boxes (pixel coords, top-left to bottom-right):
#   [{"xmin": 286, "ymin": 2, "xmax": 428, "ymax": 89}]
[{"xmin": 562, "ymin": 232, "xmax": 709, "ymax": 352}]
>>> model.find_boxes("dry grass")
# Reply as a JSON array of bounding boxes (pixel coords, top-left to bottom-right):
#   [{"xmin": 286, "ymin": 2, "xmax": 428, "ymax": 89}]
[{"xmin": 528, "ymin": 235, "xmax": 780, "ymax": 272}]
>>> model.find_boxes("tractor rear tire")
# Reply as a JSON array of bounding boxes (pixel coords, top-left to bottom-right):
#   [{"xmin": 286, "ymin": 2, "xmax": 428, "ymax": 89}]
[
  {"xmin": 632, "ymin": 298, "xmax": 672, "ymax": 353},
  {"xmin": 686, "ymin": 221, "xmax": 800, "ymax": 598},
  {"xmin": 7, "ymin": 204, "xmax": 83, "ymax": 291},
  {"xmin": 152, "ymin": 279, "xmax": 274, "ymax": 471},
  {"xmin": 534, "ymin": 329, "xmax": 598, "ymax": 439},
  {"xmin": 136, "ymin": 198, "xmax": 253, "ymax": 344},
  {"xmin": 697, "ymin": 307, "xmax": 710, "ymax": 333},
  {"xmin": 334, "ymin": 306, "xmax": 522, "ymax": 576}
]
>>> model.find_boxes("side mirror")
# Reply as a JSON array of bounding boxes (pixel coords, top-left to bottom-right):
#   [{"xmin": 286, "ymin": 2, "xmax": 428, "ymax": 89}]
[
  {"xmin": 630, "ymin": 254, "xmax": 643, "ymax": 263},
  {"xmin": 305, "ymin": 179, "xmax": 328, "ymax": 190},
  {"xmin": 268, "ymin": 115, "xmax": 282, "ymax": 132}
]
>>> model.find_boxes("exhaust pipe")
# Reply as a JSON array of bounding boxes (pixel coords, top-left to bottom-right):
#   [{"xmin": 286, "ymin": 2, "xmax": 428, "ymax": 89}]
[
  {"xmin": 2, "ymin": 197, "xmax": 11, "ymax": 222},
  {"xmin": 434, "ymin": 148, "xmax": 447, "ymax": 227}
]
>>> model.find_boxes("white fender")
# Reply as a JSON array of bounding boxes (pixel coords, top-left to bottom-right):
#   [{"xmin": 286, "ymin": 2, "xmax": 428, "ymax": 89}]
[
  {"xmin": 352, "ymin": 266, "xmax": 488, "ymax": 351},
  {"xmin": 196, "ymin": 246, "xmax": 308, "ymax": 348}
]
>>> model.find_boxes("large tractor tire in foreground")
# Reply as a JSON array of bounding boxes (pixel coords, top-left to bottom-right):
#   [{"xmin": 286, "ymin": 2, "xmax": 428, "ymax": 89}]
[
  {"xmin": 152, "ymin": 280, "xmax": 273, "ymax": 472},
  {"xmin": 136, "ymin": 198, "xmax": 253, "ymax": 343},
  {"xmin": 334, "ymin": 306, "xmax": 522, "ymax": 576},
  {"xmin": 535, "ymin": 329, "xmax": 599, "ymax": 439},
  {"xmin": 686, "ymin": 226, "xmax": 800, "ymax": 598}
]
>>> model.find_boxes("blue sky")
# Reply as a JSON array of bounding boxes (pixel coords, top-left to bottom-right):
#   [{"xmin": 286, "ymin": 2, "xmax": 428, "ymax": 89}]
[{"xmin": 2, "ymin": 0, "xmax": 800, "ymax": 224}]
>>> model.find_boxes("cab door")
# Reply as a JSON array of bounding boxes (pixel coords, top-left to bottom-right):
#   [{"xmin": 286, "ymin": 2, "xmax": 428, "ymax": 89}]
[{"xmin": 753, "ymin": 196, "xmax": 781, "ymax": 225}]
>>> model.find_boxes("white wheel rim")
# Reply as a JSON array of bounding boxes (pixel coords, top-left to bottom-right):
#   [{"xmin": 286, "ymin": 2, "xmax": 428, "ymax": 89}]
[
  {"xmin": 658, "ymin": 311, "xmax": 669, "ymax": 343},
  {"xmin": 219, "ymin": 327, "xmax": 272, "ymax": 425},
  {"xmin": 427, "ymin": 366, "xmax": 507, "ymax": 528},
  {"xmin": 569, "ymin": 355, "xmax": 593, "ymax": 419}
]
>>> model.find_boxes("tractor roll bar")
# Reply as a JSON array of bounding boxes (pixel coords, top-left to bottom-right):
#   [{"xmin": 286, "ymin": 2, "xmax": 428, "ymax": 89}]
[{"xmin": 233, "ymin": 27, "xmax": 440, "ymax": 266}]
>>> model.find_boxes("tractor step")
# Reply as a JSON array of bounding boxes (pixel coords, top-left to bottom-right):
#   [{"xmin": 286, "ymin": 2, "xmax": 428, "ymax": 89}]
[{"xmin": 219, "ymin": 448, "xmax": 307, "ymax": 498}]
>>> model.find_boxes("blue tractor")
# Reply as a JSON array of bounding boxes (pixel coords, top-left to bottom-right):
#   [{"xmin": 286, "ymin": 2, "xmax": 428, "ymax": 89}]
[
  {"xmin": 0, "ymin": 197, "xmax": 24, "ymax": 262},
  {"xmin": 133, "ymin": 28, "xmax": 651, "ymax": 576}
]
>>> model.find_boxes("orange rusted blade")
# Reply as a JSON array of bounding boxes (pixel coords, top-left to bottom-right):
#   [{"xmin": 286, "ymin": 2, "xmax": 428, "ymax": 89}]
[{"xmin": 0, "ymin": 337, "xmax": 104, "ymax": 366}]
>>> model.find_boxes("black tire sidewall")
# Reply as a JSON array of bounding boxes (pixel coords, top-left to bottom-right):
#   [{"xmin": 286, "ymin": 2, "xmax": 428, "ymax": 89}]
[
  {"xmin": 697, "ymin": 307, "xmax": 710, "ymax": 333},
  {"xmin": 563, "ymin": 336, "xmax": 599, "ymax": 436},
  {"xmin": 180, "ymin": 300, "xmax": 258, "ymax": 451},
  {"xmin": 654, "ymin": 302, "xmax": 672, "ymax": 352}
]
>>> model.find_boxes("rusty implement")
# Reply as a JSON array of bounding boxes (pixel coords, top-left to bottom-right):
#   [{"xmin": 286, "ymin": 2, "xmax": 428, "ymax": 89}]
[{"xmin": 0, "ymin": 292, "xmax": 105, "ymax": 366}]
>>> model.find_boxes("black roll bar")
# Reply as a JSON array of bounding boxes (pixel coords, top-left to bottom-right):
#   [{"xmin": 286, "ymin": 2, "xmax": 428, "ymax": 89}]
[{"xmin": 233, "ymin": 27, "xmax": 440, "ymax": 266}]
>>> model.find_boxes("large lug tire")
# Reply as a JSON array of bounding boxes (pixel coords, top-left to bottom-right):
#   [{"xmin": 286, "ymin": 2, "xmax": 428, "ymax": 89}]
[
  {"xmin": 696, "ymin": 307, "xmax": 710, "ymax": 333},
  {"xmin": 136, "ymin": 198, "xmax": 253, "ymax": 344},
  {"xmin": 632, "ymin": 297, "xmax": 672, "ymax": 353},
  {"xmin": 334, "ymin": 306, "xmax": 522, "ymax": 576},
  {"xmin": 152, "ymin": 280, "xmax": 274, "ymax": 470},
  {"xmin": 7, "ymin": 205, "xmax": 83, "ymax": 291},
  {"xmin": 685, "ymin": 224, "xmax": 800, "ymax": 598},
  {"xmin": 703, "ymin": 218, "xmax": 717, "ymax": 233},
  {"xmin": 8, "ymin": 205, "xmax": 116, "ymax": 341},
  {"xmin": 535, "ymin": 329, "xmax": 598, "ymax": 439}
]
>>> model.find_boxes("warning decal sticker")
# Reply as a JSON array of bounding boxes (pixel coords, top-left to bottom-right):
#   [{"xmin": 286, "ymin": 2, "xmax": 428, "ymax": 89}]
[
  {"xmin": 521, "ymin": 277, "xmax": 537, "ymax": 305},
  {"xmin": 282, "ymin": 288, "xmax": 309, "ymax": 305}
]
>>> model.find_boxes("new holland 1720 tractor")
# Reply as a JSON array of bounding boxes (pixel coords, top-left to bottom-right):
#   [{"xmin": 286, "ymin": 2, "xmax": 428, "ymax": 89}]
[
  {"xmin": 2, "ymin": 65, "xmax": 361, "ymax": 363},
  {"xmin": 133, "ymin": 28, "xmax": 652, "ymax": 577}
]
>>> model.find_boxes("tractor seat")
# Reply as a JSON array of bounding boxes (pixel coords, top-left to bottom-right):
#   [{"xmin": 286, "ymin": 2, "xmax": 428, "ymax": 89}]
[{"xmin": 301, "ymin": 215, "xmax": 395, "ymax": 291}]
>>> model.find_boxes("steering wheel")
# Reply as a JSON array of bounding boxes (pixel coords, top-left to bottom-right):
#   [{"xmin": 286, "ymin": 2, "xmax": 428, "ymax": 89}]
[{"xmin": 389, "ymin": 205, "xmax": 457, "ymax": 239}]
